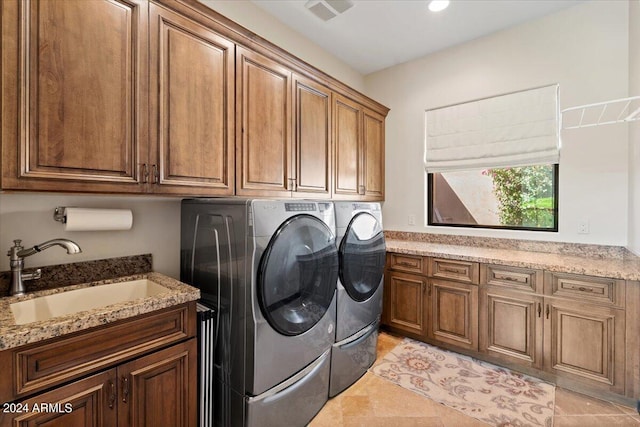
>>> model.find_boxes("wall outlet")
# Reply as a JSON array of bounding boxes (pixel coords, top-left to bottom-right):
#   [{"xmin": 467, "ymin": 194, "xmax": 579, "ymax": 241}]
[
  {"xmin": 578, "ymin": 219, "xmax": 590, "ymax": 234},
  {"xmin": 407, "ymin": 214, "xmax": 416, "ymax": 226}
]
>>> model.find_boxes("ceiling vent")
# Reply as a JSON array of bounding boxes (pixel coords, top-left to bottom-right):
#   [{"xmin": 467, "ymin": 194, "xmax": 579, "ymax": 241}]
[{"xmin": 305, "ymin": 0, "xmax": 354, "ymax": 21}]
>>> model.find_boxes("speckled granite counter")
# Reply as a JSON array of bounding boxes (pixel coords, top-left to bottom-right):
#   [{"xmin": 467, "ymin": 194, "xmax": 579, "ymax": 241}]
[
  {"xmin": 0, "ymin": 272, "xmax": 200, "ymax": 350},
  {"xmin": 386, "ymin": 239, "xmax": 640, "ymax": 281}
]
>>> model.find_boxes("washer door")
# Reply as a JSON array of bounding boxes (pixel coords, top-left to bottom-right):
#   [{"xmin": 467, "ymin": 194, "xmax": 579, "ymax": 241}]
[
  {"xmin": 258, "ymin": 214, "xmax": 339, "ymax": 336},
  {"xmin": 339, "ymin": 212, "xmax": 386, "ymax": 302}
]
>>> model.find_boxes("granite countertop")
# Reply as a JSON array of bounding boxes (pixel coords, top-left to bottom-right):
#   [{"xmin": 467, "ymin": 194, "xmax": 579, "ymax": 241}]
[
  {"xmin": 386, "ymin": 239, "xmax": 640, "ymax": 281},
  {"xmin": 0, "ymin": 272, "xmax": 200, "ymax": 351}
]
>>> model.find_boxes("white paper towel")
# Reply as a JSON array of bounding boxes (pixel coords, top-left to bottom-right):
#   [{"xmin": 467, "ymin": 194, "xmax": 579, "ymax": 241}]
[{"xmin": 63, "ymin": 208, "xmax": 133, "ymax": 231}]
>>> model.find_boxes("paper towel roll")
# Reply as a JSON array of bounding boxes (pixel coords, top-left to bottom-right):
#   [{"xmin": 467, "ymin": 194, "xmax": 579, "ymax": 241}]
[{"xmin": 63, "ymin": 208, "xmax": 133, "ymax": 231}]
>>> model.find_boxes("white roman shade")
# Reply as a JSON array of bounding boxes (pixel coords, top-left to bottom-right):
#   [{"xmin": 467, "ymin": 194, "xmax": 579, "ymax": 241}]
[{"xmin": 425, "ymin": 84, "xmax": 560, "ymax": 173}]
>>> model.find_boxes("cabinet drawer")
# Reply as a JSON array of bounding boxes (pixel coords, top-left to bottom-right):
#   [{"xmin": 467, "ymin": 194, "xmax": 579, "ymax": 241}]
[
  {"xmin": 429, "ymin": 258, "xmax": 479, "ymax": 284},
  {"xmin": 6, "ymin": 303, "xmax": 195, "ymax": 400},
  {"xmin": 388, "ymin": 253, "xmax": 425, "ymax": 274},
  {"xmin": 481, "ymin": 264, "xmax": 543, "ymax": 293},
  {"xmin": 544, "ymin": 272, "xmax": 624, "ymax": 307}
]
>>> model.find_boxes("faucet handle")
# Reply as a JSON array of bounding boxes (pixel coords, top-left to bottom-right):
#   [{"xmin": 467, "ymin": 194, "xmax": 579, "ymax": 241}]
[{"xmin": 12, "ymin": 239, "xmax": 22, "ymax": 247}]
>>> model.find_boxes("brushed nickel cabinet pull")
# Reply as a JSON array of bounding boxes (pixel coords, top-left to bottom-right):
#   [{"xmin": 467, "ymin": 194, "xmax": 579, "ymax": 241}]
[
  {"xmin": 442, "ymin": 266, "xmax": 465, "ymax": 275},
  {"xmin": 151, "ymin": 164, "xmax": 159, "ymax": 184},
  {"xmin": 108, "ymin": 380, "xmax": 116, "ymax": 409},
  {"xmin": 122, "ymin": 376, "xmax": 129, "ymax": 403},
  {"xmin": 141, "ymin": 164, "xmax": 149, "ymax": 184}
]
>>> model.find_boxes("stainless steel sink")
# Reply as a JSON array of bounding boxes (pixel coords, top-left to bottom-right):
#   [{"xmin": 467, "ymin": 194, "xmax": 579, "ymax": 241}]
[{"xmin": 10, "ymin": 279, "xmax": 170, "ymax": 325}]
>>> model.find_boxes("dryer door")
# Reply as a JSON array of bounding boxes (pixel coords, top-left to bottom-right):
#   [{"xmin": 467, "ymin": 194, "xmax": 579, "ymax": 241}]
[
  {"xmin": 339, "ymin": 212, "xmax": 386, "ymax": 302},
  {"xmin": 258, "ymin": 214, "xmax": 339, "ymax": 336}
]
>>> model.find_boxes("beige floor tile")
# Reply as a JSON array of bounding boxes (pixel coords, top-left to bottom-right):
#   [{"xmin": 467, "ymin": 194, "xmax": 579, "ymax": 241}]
[
  {"xmin": 554, "ymin": 388, "xmax": 624, "ymax": 416},
  {"xmin": 343, "ymin": 416, "xmax": 444, "ymax": 427},
  {"xmin": 554, "ymin": 415, "xmax": 640, "ymax": 427},
  {"xmin": 438, "ymin": 409, "xmax": 492, "ymax": 427},
  {"xmin": 615, "ymin": 403, "xmax": 640, "ymax": 416}
]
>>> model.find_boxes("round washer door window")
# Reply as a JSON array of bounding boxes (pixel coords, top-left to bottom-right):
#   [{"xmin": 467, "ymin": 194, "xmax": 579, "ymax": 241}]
[
  {"xmin": 339, "ymin": 212, "xmax": 386, "ymax": 302},
  {"xmin": 258, "ymin": 214, "xmax": 339, "ymax": 336}
]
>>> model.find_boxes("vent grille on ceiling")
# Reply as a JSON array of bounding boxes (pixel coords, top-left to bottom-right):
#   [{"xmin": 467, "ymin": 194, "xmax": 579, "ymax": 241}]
[{"xmin": 305, "ymin": 0, "xmax": 354, "ymax": 21}]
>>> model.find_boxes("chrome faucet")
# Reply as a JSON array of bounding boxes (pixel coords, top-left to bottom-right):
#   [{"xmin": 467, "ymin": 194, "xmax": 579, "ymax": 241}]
[{"xmin": 7, "ymin": 239, "xmax": 82, "ymax": 296}]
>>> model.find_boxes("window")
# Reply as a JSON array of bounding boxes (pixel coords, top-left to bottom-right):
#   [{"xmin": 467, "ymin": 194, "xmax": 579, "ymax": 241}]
[{"xmin": 428, "ymin": 164, "xmax": 558, "ymax": 231}]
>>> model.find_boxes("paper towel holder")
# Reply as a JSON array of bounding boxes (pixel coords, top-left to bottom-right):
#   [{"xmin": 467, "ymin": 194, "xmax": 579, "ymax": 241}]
[{"xmin": 53, "ymin": 207, "xmax": 67, "ymax": 223}]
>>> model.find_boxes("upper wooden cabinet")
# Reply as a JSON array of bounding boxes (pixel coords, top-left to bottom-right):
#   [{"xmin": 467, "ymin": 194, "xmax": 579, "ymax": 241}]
[
  {"xmin": 1, "ymin": 0, "xmax": 148, "ymax": 193},
  {"xmin": 293, "ymin": 74, "xmax": 332, "ymax": 198},
  {"xmin": 1, "ymin": 0, "xmax": 388, "ymax": 198},
  {"xmin": 333, "ymin": 94, "xmax": 385, "ymax": 200},
  {"xmin": 149, "ymin": 3, "xmax": 235, "ymax": 195},
  {"xmin": 235, "ymin": 47, "xmax": 293, "ymax": 197}
]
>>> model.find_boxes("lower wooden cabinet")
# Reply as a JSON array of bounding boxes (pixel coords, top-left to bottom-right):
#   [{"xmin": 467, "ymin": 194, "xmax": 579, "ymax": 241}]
[
  {"xmin": 479, "ymin": 288, "xmax": 544, "ymax": 369},
  {"xmin": 429, "ymin": 279, "xmax": 478, "ymax": 351},
  {"xmin": 384, "ymin": 253, "xmax": 636, "ymax": 402},
  {"xmin": 1, "ymin": 339, "xmax": 196, "ymax": 427},
  {"xmin": 384, "ymin": 270, "xmax": 428, "ymax": 338},
  {"xmin": 383, "ymin": 259, "xmax": 479, "ymax": 350},
  {"xmin": 1, "ymin": 370, "xmax": 117, "ymax": 427},
  {"xmin": 544, "ymin": 299, "xmax": 625, "ymax": 394},
  {"xmin": 0, "ymin": 303, "xmax": 197, "ymax": 427},
  {"xmin": 0, "ymin": 338, "xmax": 197, "ymax": 427}
]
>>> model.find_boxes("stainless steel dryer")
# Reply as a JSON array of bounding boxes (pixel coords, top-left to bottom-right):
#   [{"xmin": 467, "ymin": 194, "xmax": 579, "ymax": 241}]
[
  {"xmin": 330, "ymin": 202, "xmax": 386, "ymax": 397},
  {"xmin": 181, "ymin": 199, "xmax": 339, "ymax": 427}
]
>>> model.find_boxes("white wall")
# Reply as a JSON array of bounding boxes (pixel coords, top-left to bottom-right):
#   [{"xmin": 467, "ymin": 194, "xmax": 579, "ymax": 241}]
[
  {"xmin": 366, "ymin": 1, "xmax": 630, "ymax": 245},
  {"xmin": 0, "ymin": 194, "xmax": 181, "ymax": 278},
  {"xmin": 200, "ymin": 0, "xmax": 365, "ymax": 92},
  {"xmin": 629, "ymin": 0, "xmax": 640, "ymax": 255}
]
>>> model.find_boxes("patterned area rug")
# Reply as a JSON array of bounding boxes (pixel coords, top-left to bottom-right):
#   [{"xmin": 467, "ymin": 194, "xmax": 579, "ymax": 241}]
[{"xmin": 371, "ymin": 338, "xmax": 555, "ymax": 427}]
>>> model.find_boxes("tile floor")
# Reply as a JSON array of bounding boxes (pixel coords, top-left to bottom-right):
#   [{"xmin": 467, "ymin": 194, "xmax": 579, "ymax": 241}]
[{"xmin": 310, "ymin": 331, "xmax": 640, "ymax": 427}]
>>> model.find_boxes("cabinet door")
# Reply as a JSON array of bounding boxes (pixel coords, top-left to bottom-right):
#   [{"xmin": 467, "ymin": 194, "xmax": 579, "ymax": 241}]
[
  {"xmin": 362, "ymin": 108, "xmax": 385, "ymax": 200},
  {"xmin": 544, "ymin": 299, "xmax": 625, "ymax": 394},
  {"xmin": 429, "ymin": 279, "xmax": 478, "ymax": 351},
  {"xmin": 333, "ymin": 94, "xmax": 362, "ymax": 199},
  {"xmin": 236, "ymin": 47, "xmax": 292, "ymax": 197},
  {"xmin": 383, "ymin": 271, "xmax": 428, "ymax": 338},
  {"xmin": 118, "ymin": 339, "xmax": 197, "ymax": 427},
  {"xmin": 479, "ymin": 288, "xmax": 543, "ymax": 369},
  {"xmin": 1, "ymin": 370, "xmax": 117, "ymax": 427},
  {"xmin": 149, "ymin": 4, "xmax": 234, "ymax": 195},
  {"xmin": 292, "ymin": 75, "xmax": 331, "ymax": 198},
  {"xmin": 1, "ymin": 0, "xmax": 148, "ymax": 192}
]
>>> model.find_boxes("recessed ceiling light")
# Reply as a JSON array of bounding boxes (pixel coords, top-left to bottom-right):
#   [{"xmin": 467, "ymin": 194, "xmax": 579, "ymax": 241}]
[{"xmin": 428, "ymin": 0, "xmax": 450, "ymax": 12}]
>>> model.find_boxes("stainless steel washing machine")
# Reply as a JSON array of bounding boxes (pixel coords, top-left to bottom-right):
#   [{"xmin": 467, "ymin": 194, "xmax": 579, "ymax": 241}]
[
  {"xmin": 181, "ymin": 199, "xmax": 339, "ymax": 426},
  {"xmin": 330, "ymin": 201, "xmax": 386, "ymax": 397}
]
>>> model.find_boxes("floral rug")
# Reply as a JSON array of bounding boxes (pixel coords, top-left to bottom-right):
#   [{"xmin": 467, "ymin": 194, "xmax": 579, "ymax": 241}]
[{"xmin": 371, "ymin": 338, "xmax": 555, "ymax": 427}]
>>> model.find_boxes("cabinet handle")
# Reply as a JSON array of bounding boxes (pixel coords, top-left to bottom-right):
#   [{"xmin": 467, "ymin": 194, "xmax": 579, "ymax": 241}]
[
  {"xmin": 359, "ymin": 185, "xmax": 365, "ymax": 195},
  {"xmin": 545, "ymin": 305, "xmax": 550, "ymax": 320},
  {"xmin": 537, "ymin": 303, "xmax": 541, "ymax": 318},
  {"xmin": 108, "ymin": 380, "xmax": 116, "ymax": 409},
  {"xmin": 151, "ymin": 164, "xmax": 159, "ymax": 184},
  {"xmin": 569, "ymin": 285, "xmax": 594, "ymax": 293},
  {"xmin": 427, "ymin": 283, "xmax": 431, "ymax": 296},
  {"xmin": 496, "ymin": 274, "xmax": 523, "ymax": 283},
  {"xmin": 441, "ymin": 267, "xmax": 465, "ymax": 275},
  {"xmin": 122, "ymin": 376, "xmax": 129, "ymax": 403},
  {"xmin": 141, "ymin": 164, "xmax": 149, "ymax": 184},
  {"xmin": 397, "ymin": 261, "xmax": 416, "ymax": 267}
]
